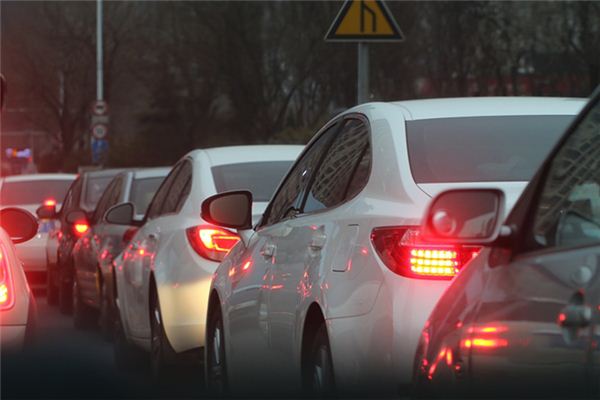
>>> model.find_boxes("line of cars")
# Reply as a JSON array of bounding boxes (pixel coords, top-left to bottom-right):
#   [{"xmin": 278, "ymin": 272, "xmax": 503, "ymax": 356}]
[{"xmin": 8, "ymin": 92, "xmax": 600, "ymax": 397}]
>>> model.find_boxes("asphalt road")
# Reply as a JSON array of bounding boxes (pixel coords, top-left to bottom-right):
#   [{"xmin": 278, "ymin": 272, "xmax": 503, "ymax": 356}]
[{"xmin": 1, "ymin": 292, "xmax": 204, "ymax": 399}]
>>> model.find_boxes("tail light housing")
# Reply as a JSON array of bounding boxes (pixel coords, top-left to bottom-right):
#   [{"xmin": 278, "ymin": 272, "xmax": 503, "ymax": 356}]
[
  {"xmin": 186, "ymin": 225, "xmax": 240, "ymax": 262},
  {"xmin": 73, "ymin": 222, "xmax": 89, "ymax": 237},
  {"xmin": 371, "ymin": 227, "xmax": 480, "ymax": 280},
  {"xmin": 0, "ymin": 244, "xmax": 14, "ymax": 310}
]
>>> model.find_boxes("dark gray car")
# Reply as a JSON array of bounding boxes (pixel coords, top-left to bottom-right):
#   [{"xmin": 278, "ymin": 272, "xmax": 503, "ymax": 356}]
[
  {"xmin": 71, "ymin": 168, "xmax": 169, "ymax": 335},
  {"xmin": 414, "ymin": 87, "xmax": 600, "ymax": 398}
]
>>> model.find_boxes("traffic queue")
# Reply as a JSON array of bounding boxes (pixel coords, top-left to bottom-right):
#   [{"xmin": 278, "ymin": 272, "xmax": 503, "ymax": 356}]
[{"xmin": 2, "ymin": 89, "xmax": 600, "ymax": 398}]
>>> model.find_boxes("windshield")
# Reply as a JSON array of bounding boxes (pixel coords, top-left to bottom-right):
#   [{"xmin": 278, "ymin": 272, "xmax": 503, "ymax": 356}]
[
  {"xmin": 406, "ymin": 115, "xmax": 575, "ymax": 183},
  {"xmin": 84, "ymin": 176, "xmax": 113, "ymax": 209},
  {"xmin": 212, "ymin": 161, "xmax": 293, "ymax": 202},
  {"xmin": 130, "ymin": 177, "xmax": 165, "ymax": 215},
  {"xmin": 0, "ymin": 179, "xmax": 73, "ymax": 206}
]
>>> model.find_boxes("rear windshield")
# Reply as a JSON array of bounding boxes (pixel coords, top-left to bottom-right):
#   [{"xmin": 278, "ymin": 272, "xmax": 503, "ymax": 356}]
[
  {"xmin": 130, "ymin": 177, "xmax": 165, "ymax": 215},
  {"xmin": 84, "ymin": 176, "xmax": 113, "ymax": 209},
  {"xmin": 212, "ymin": 161, "xmax": 293, "ymax": 202},
  {"xmin": 406, "ymin": 115, "xmax": 574, "ymax": 183},
  {"xmin": 0, "ymin": 179, "xmax": 73, "ymax": 206}
]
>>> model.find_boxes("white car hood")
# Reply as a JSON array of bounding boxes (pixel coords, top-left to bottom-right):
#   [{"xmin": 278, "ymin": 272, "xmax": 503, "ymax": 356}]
[{"xmin": 417, "ymin": 181, "xmax": 528, "ymax": 215}]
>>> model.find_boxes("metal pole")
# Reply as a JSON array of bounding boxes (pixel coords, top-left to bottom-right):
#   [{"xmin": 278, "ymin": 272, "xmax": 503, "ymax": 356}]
[
  {"xmin": 357, "ymin": 42, "xmax": 369, "ymax": 104},
  {"xmin": 96, "ymin": 0, "xmax": 103, "ymax": 101}
]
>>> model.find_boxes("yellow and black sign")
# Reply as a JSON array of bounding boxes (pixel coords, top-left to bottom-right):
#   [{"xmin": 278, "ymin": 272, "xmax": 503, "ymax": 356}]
[{"xmin": 325, "ymin": 0, "xmax": 404, "ymax": 42}]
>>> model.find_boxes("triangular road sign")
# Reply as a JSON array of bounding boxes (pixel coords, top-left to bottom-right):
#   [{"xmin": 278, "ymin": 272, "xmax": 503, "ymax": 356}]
[{"xmin": 325, "ymin": 0, "xmax": 404, "ymax": 42}]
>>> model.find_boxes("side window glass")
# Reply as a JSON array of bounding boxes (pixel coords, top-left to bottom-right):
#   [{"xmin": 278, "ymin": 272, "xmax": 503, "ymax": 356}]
[
  {"xmin": 533, "ymin": 101, "xmax": 600, "ymax": 249},
  {"xmin": 146, "ymin": 163, "xmax": 182, "ymax": 220},
  {"xmin": 263, "ymin": 122, "xmax": 340, "ymax": 226},
  {"xmin": 93, "ymin": 180, "xmax": 115, "ymax": 223},
  {"xmin": 303, "ymin": 119, "xmax": 371, "ymax": 213},
  {"xmin": 162, "ymin": 161, "xmax": 192, "ymax": 215},
  {"xmin": 175, "ymin": 176, "xmax": 192, "ymax": 212}
]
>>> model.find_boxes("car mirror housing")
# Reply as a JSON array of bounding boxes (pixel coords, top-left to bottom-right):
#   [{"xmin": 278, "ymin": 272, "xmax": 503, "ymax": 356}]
[
  {"xmin": 0, "ymin": 208, "xmax": 38, "ymax": 244},
  {"xmin": 421, "ymin": 188, "xmax": 505, "ymax": 245},
  {"xmin": 104, "ymin": 202, "xmax": 135, "ymax": 226},
  {"xmin": 36, "ymin": 204, "xmax": 57, "ymax": 220},
  {"xmin": 201, "ymin": 190, "xmax": 253, "ymax": 230}
]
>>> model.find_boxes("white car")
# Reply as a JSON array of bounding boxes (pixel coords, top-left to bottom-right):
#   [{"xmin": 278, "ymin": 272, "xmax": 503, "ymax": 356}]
[
  {"xmin": 0, "ymin": 208, "xmax": 39, "ymax": 351},
  {"xmin": 0, "ymin": 174, "xmax": 76, "ymax": 290},
  {"xmin": 112, "ymin": 145, "xmax": 304, "ymax": 377},
  {"xmin": 203, "ymin": 97, "xmax": 586, "ymax": 396}
]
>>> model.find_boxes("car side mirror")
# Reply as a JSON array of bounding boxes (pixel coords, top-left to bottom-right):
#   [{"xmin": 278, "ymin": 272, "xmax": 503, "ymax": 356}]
[
  {"xmin": 104, "ymin": 202, "xmax": 134, "ymax": 226},
  {"xmin": 421, "ymin": 188, "xmax": 505, "ymax": 244},
  {"xmin": 201, "ymin": 190, "xmax": 253, "ymax": 230},
  {"xmin": 36, "ymin": 204, "xmax": 57, "ymax": 220},
  {"xmin": 65, "ymin": 210, "xmax": 88, "ymax": 225},
  {"xmin": 0, "ymin": 208, "xmax": 38, "ymax": 244}
]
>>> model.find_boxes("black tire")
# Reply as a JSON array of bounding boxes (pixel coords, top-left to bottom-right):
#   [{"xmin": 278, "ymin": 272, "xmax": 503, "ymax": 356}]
[
  {"xmin": 73, "ymin": 279, "xmax": 97, "ymax": 329},
  {"xmin": 58, "ymin": 265, "xmax": 73, "ymax": 315},
  {"xmin": 99, "ymin": 282, "xmax": 114, "ymax": 340},
  {"xmin": 114, "ymin": 312, "xmax": 144, "ymax": 371},
  {"xmin": 150, "ymin": 288, "xmax": 174, "ymax": 380},
  {"xmin": 46, "ymin": 268, "xmax": 58, "ymax": 305},
  {"xmin": 303, "ymin": 324, "xmax": 335, "ymax": 397},
  {"xmin": 206, "ymin": 307, "xmax": 228, "ymax": 395}
]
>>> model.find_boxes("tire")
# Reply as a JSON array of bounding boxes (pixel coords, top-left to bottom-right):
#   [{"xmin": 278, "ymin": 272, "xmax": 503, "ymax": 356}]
[
  {"xmin": 73, "ymin": 279, "xmax": 97, "ymax": 329},
  {"xmin": 114, "ymin": 312, "xmax": 144, "ymax": 371},
  {"xmin": 46, "ymin": 268, "xmax": 58, "ymax": 306},
  {"xmin": 206, "ymin": 307, "xmax": 228, "ymax": 395},
  {"xmin": 58, "ymin": 265, "xmax": 73, "ymax": 315},
  {"xmin": 99, "ymin": 282, "xmax": 114, "ymax": 340},
  {"xmin": 303, "ymin": 324, "xmax": 335, "ymax": 397},
  {"xmin": 150, "ymin": 288, "xmax": 174, "ymax": 380}
]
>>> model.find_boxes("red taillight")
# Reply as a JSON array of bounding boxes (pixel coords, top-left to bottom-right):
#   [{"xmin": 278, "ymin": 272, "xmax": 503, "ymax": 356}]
[
  {"xmin": 0, "ymin": 245, "xmax": 14, "ymax": 310},
  {"xmin": 186, "ymin": 225, "xmax": 240, "ymax": 262},
  {"xmin": 44, "ymin": 198, "xmax": 57, "ymax": 207},
  {"xmin": 123, "ymin": 227, "xmax": 138, "ymax": 244},
  {"xmin": 73, "ymin": 222, "xmax": 89, "ymax": 237},
  {"xmin": 371, "ymin": 227, "xmax": 480, "ymax": 280}
]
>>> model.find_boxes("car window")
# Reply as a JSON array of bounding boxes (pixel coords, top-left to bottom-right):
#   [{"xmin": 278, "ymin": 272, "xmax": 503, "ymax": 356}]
[
  {"xmin": 0, "ymin": 179, "xmax": 73, "ymax": 206},
  {"xmin": 532, "ymin": 100, "xmax": 600, "ymax": 250},
  {"xmin": 130, "ymin": 177, "xmax": 166, "ymax": 216},
  {"xmin": 262, "ymin": 122, "xmax": 341, "ymax": 226},
  {"xmin": 146, "ymin": 163, "xmax": 183, "ymax": 220},
  {"xmin": 83, "ymin": 175, "xmax": 114, "ymax": 209},
  {"xmin": 92, "ymin": 179, "xmax": 117, "ymax": 223},
  {"xmin": 162, "ymin": 160, "xmax": 192, "ymax": 215},
  {"xmin": 63, "ymin": 179, "xmax": 82, "ymax": 214},
  {"xmin": 303, "ymin": 119, "xmax": 371, "ymax": 213}
]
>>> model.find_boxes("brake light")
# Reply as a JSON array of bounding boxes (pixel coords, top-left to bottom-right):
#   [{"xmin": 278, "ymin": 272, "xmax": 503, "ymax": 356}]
[
  {"xmin": 44, "ymin": 198, "xmax": 57, "ymax": 207},
  {"xmin": 73, "ymin": 223, "xmax": 89, "ymax": 237},
  {"xmin": 0, "ymin": 245, "xmax": 14, "ymax": 310},
  {"xmin": 186, "ymin": 225, "xmax": 240, "ymax": 262},
  {"xmin": 371, "ymin": 227, "xmax": 480, "ymax": 280}
]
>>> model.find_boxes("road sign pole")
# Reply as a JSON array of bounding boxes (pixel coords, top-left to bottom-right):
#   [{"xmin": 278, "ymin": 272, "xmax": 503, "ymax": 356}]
[
  {"xmin": 96, "ymin": 0, "xmax": 103, "ymax": 102},
  {"xmin": 357, "ymin": 42, "xmax": 369, "ymax": 104}
]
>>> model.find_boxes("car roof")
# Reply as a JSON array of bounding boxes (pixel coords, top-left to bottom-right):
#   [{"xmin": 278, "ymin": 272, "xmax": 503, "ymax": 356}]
[
  {"xmin": 82, "ymin": 168, "xmax": 126, "ymax": 179},
  {"xmin": 1, "ymin": 173, "xmax": 77, "ymax": 183},
  {"xmin": 131, "ymin": 167, "xmax": 171, "ymax": 180},
  {"xmin": 188, "ymin": 145, "xmax": 305, "ymax": 167},
  {"xmin": 388, "ymin": 97, "xmax": 587, "ymax": 121}
]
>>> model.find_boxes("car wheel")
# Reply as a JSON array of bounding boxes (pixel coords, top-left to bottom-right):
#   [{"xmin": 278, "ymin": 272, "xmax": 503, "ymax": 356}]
[
  {"xmin": 206, "ymin": 307, "xmax": 228, "ymax": 395},
  {"xmin": 114, "ymin": 312, "xmax": 144, "ymax": 370},
  {"xmin": 58, "ymin": 265, "xmax": 73, "ymax": 315},
  {"xmin": 99, "ymin": 282, "xmax": 114, "ymax": 340},
  {"xmin": 46, "ymin": 268, "xmax": 58, "ymax": 305},
  {"xmin": 73, "ymin": 279, "xmax": 96, "ymax": 329},
  {"xmin": 150, "ymin": 289, "xmax": 171, "ymax": 380},
  {"xmin": 304, "ymin": 324, "xmax": 335, "ymax": 397}
]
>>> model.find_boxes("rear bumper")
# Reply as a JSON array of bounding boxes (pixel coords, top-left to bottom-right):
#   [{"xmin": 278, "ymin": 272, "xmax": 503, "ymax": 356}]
[{"xmin": 0, "ymin": 325, "xmax": 27, "ymax": 351}]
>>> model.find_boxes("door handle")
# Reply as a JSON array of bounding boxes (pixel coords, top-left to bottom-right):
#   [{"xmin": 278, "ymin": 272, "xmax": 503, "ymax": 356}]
[
  {"xmin": 558, "ymin": 304, "xmax": 592, "ymax": 328},
  {"xmin": 261, "ymin": 242, "xmax": 276, "ymax": 258}
]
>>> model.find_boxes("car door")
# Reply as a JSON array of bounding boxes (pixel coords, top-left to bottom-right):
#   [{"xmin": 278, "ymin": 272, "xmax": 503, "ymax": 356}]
[
  {"xmin": 226, "ymin": 121, "xmax": 342, "ymax": 386},
  {"xmin": 468, "ymin": 95, "xmax": 600, "ymax": 397},
  {"xmin": 267, "ymin": 118, "xmax": 372, "ymax": 382},
  {"xmin": 123, "ymin": 163, "xmax": 183, "ymax": 338}
]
